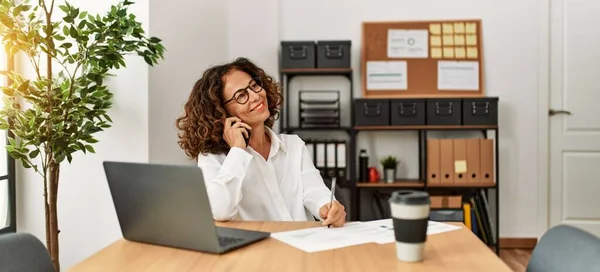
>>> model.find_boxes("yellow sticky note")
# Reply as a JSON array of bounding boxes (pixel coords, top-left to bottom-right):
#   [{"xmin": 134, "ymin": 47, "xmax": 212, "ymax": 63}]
[
  {"xmin": 466, "ymin": 23, "xmax": 477, "ymax": 34},
  {"xmin": 430, "ymin": 24, "xmax": 441, "ymax": 35},
  {"xmin": 431, "ymin": 47, "xmax": 442, "ymax": 58},
  {"xmin": 443, "ymin": 47, "xmax": 454, "ymax": 58},
  {"xmin": 455, "ymin": 47, "xmax": 466, "ymax": 58},
  {"xmin": 467, "ymin": 47, "xmax": 478, "ymax": 58},
  {"xmin": 430, "ymin": 36, "xmax": 441, "ymax": 46},
  {"xmin": 466, "ymin": 34, "xmax": 477, "ymax": 46},
  {"xmin": 442, "ymin": 35, "xmax": 454, "ymax": 46},
  {"xmin": 454, "ymin": 35, "xmax": 465, "ymax": 46},
  {"xmin": 454, "ymin": 22, "xmax": 465, "ymax": 34},
  {"xmin": 455, "ymin": 160, "xmax": 467, "ymax": 173},
  {"xmin": 442, "ymin": 23, "xmax": 454, "ymax": 34}
]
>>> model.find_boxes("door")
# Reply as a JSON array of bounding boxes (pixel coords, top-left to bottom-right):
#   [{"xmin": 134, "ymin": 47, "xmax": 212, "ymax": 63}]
[{"xmin": 549, "ymin": 0, "xmax": 600, "ymax": 237}]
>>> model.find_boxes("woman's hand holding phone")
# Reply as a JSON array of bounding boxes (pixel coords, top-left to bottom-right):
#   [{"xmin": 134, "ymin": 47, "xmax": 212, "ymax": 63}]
[{"xmin": 223, "ymin": 117, "xmax": 252, "ymax": 149}]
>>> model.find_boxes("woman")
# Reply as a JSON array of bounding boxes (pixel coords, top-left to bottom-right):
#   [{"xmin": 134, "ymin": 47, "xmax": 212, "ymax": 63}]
[{"xmin": 175, "ymin": 57, "xmax": 346, "ymax": 227}]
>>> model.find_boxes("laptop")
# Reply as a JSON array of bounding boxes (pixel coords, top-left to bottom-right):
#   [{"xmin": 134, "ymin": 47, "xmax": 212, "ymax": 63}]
[{"xmin": 102, "ymin": 160, "xmax": 270, "ymax": 254}]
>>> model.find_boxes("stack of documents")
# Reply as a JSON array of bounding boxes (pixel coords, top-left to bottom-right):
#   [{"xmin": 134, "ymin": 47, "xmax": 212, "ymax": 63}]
[{"xmin": 270, "ymin": 219, "xmax": 460, "ymax": 253}]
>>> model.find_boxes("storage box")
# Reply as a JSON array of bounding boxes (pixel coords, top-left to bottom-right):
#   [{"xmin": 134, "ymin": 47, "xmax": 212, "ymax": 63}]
[
  {"xmin": 462, "ymin": 97, "xmax": 498, "ymax": 125},
  {"xmin": 281, "ymin": 41, "xmax": 316, "ymax": 69},
  {"xmin": 426, "ymin": 98, "xmax": 462, "ymax": 125},
  {"xmin": 354, "ymin": 99, "xmax": 390, "ymax": 126},
  {"xmin": 390, "ymin": 99, "xmax": 426, "ymax": 126},
  {"xmin": 316, "ymin": 40, "xmax": 351, "ymax": 68}
]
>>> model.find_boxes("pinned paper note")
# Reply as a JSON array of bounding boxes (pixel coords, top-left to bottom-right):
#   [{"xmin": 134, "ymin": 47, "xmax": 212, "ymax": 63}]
[
  {"xmin": 438, "ymin": 61, "xmax": 479, "ymax": 90},
  {"xmin": 455, "ymin": 160, "xmax": 467, "ymax": 173},
  {"xmin": 430, "ymin": 36, "xmax": 441, "ymax": 46},
  {"xmin": 442, "ymin": 23, "xmax": 454, "ymax": 34},
  {"xmin": 467, "ymin": 47, "xmax": 478, "ymax": 58},
  {"xmin": 431, "ymin": 48, "xmax": 442, "ymax": 58},
  {"xmin": 366, "ymin": 61, "xmax": 408, "ymax": 90},
  {"xmin": 443, "ymin": 47, "xmax": 454, "ymax": 58},
  {"xmin": 454, "ymin": 22, "xmax": 465, "ymax": 34},
  {"xmin": 387, "ymin": 29, "xmax": 429, "ymax": 58},
  {"xmin": 429, "ymin": 24, "xmax": 441, "ymax": 35},
  {"xmin": 454, "ymin": 35, "xmax": 465, "ymax": 46},
  {"xmin": 466, "ymin": 23, "xmax": 477, "ymax": 34},
  {"xmin": 442, "ymin": 35, "xmax": 454, "ymax": 46},
  {"xmin": 466, "ymin": 34, "xmax": 477, "ymax": 46},
  {"xmin": 455, "ymin": 47, "xmax": 466, "ymax": 59}
]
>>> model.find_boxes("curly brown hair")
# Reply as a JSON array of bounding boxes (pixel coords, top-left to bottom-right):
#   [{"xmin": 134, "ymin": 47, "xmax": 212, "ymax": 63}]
[{"xmin": 175, "ymin": 57, "xmax": 283, "ymax": 160}]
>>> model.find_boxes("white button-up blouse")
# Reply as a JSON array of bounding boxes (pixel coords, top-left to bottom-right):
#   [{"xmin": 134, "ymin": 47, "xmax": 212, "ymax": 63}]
[{"xmin": 197, "ymin": 128, "xmax": 333, "ymax": 222}]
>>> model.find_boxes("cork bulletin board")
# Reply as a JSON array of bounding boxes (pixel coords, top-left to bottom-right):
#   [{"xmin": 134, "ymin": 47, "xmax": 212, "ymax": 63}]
[{"xmin": 361, "ymin": 19, "xmax": 485, "ymax": 98}]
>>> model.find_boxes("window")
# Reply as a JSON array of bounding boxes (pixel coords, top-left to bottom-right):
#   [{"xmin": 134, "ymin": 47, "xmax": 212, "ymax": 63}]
[{"xmin": 0, "ymin": 48, "xmax": 15, "ymax": 234}]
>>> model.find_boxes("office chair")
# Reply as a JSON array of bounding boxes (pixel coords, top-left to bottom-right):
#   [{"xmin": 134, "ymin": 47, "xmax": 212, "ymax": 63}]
[
  {"xmin": 0, "ymin": 232, "xmax": 55, "ymax": 272},
  {"xmin": 526, "ymin": 224, "xmax": 600, "ymax": 272}
]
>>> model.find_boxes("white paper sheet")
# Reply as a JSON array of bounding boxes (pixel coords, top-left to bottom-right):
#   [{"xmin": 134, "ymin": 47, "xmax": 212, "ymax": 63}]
[
  {"xmin": 437, "ymin": 61, "xmax": 480, "ymax": 90},
  {"xmin": 366, "ymin": 61, "xmax": 407, "ymax": 90},
  {"xmin": 387, "ymin": 29, "xmax": 429, "ymax": 58},
  {"xmin": 270, "ymin": 222, "xmax": 383, "ymax": 253},
  {"xmin": 271, "ymin": 219, "xmax": 463, "ymax": 252},
  {"xmin": 361, "ymin": 219, "xmax": 462, "ymax": 244}
]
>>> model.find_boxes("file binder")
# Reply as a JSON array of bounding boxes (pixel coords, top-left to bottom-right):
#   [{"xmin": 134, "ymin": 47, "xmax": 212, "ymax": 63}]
[
  {"xmin": 304, "ymin": 139, "xmax": 347, "ymax": 182},
  {"xmin": 440, "ymin": 139, "xmax": 454, "ymax": 184},
  {"xmin": 453, "ymin": 139, "xmax": 467, "ymax": 183},
  {"xmin": 466, "ymin": 139, "xmax": 481, "ymax": 183},
  {"xmin": 427, "ymin": 139, "xmax": 441, "ymax": 184},
  {"xmin": 480, "ymin": 139, "xmax": 494, "ymax": 183}
]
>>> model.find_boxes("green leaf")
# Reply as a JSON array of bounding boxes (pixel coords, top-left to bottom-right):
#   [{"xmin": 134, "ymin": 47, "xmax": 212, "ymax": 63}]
[
  {"xmin": 29, "ymin": 149, "xmax": 39, "ymax": 159},
  {"xmin": 69, "ymin": 25, "xmax": 78, "ymax": 38},
  {"xmin": 84, "ymin": 145, "xmax": 95, "ymax": 153}
]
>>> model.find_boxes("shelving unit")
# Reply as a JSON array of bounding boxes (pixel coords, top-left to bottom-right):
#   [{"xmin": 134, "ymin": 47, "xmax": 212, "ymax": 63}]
[{"xmin": 277, "ymin": 68, "xmax": 499, "ymax": 256}]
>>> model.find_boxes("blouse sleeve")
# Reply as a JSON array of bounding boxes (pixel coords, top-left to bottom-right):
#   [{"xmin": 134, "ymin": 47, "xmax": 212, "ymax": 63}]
[{"xmin": 197, "ymin": 147, "xmax": 253, "ymax": 221}]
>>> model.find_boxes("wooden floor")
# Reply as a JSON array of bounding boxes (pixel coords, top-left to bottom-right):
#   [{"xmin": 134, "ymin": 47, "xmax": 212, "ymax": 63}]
[{"xmin": 500, "ymin": 249, "xmax": 533, "ymax": 272}]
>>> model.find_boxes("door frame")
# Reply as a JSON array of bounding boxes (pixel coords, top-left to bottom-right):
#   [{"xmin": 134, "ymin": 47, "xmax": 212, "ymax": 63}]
[{"xmin": 536, "ymin": 0, "xmax": 551, "ymax": 239}]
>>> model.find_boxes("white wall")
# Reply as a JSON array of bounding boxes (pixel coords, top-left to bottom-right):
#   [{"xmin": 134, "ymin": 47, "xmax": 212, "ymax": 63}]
[
  {"xmin": 148, "ymin": 0, "xmax": 229, "ymax": 165},
  {"xmin": 279, "ymin": 0, "xmax": 542, "ymax": 238},
  {"xmin": 16, "ymin": 0, "xmax": 150, "ymax": 269}
]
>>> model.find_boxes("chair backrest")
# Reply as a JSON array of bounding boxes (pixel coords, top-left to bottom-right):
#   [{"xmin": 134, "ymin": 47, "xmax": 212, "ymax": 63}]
[
  {"xmin": 0, "ymin": 232, "xmax": 55, "ymax": 272},
  {"xmin": 527, "ymin": 224, "xmax": 600, "ymax": 272}
]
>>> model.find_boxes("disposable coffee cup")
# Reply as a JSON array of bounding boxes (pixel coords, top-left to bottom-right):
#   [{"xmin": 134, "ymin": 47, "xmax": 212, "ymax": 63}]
[{"xmin": 389, "ymin": 190, "xmax": 430, "ymax": 262}]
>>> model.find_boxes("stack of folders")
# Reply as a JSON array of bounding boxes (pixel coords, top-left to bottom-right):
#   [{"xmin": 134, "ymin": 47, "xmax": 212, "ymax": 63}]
[
  {"xmin": 426, "ymin": 138, "xmax": 494, "ymax": 185},
  {"xmin": 465, "ymin": 190, "xmax": 497, "ymax": 246},
  {"xmin": 429, "ymin": 193, "xmax": 496, "ymax": 246},
  {"xmin": 305, "ymin": 140, "xmax": 347, "ymax": 182}
]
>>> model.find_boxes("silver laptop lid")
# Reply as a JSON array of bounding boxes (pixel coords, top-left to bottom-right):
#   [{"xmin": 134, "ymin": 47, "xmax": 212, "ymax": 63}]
[{"xmin": 102, "ymin": 161, "xmax": 220, "ymax": 252}]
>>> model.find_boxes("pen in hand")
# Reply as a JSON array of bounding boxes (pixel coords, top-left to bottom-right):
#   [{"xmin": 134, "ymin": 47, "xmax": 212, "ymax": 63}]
[{"xmin": 327, "ymin": 177, "xmax": 337, "ymax": 228}]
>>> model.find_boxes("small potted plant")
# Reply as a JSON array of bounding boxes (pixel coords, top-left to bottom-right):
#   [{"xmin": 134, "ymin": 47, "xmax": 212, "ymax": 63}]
[{"xmin": 380, "ymin": 156, "xmax": 399, "ymax": 183}]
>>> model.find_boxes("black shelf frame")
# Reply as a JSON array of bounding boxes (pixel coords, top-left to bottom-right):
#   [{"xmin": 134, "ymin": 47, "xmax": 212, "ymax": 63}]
[
  {"xmin": 278, "ymin": 68, "xmax": 499, "ymax": 256},
  {"xmin": 352, "ymin": 125, "xmax": 499, "ymax": 255}
]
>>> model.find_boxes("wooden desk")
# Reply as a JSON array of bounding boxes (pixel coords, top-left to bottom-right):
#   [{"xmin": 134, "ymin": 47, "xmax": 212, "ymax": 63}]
[{"xmin": 70, "ymin": 221, "xmax": 512, "ymax": 271}]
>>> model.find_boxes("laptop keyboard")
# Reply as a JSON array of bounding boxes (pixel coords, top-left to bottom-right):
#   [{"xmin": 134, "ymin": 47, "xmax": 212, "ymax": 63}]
[{"xmin": 218, "ymin": 236, "xmax": 245, "ymax": 248}]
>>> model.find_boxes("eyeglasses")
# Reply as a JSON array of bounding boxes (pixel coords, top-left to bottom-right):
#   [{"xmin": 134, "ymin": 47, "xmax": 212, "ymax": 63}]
[{"xmin": 223, "ymin": 77, "xmax": 264, "ymax": 105}]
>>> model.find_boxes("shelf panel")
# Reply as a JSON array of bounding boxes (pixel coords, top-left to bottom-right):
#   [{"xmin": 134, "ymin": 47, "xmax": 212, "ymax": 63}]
[
  {"xmin": 281, "ymin": 68, "xmax": 353, "ymax": 76},
  {"xmin": 356, "ymin": 181, "xmax": 424, "ymax": 188},
  {"xmin": 354, "ymin": 125, "xmax": 497, "ymax": 131},
  {"xmin": 428, "ymin": 182, "xmax": 496, "ymax": 188},
  {"xmin": 284, "ymin": 127, "xmax": 353, "ymax": 133}
]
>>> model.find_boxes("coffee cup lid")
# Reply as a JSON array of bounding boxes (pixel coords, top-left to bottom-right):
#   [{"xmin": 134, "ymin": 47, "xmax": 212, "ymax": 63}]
[{"xmin": 389, "ymin": 190, "xmax": 430, "ymax": 205}]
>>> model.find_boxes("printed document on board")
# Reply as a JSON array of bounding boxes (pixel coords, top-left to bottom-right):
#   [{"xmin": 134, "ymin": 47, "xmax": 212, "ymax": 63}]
[
  {"xmin": 437, "ymin": 61, "xmax": 479, "ymax": 90},
  {"xmin": 366, "ymin": 61, "xmax": 407, "ymax": 90},
  {"xmin": 387, "ymin": 29, "xmax": 429, "ymax": 58}
]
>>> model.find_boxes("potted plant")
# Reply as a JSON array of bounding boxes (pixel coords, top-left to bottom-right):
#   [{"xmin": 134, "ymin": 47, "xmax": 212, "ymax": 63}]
[
  {"xmin": 380, "ymin": 156, "xmax": 398, "ymax": 183},
  {"xmin": 0, "ymin": 1, "xmax": 165, "ymax": 271}
]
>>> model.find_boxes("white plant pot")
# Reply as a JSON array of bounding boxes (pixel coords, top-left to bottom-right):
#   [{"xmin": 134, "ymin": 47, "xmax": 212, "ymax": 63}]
[{"xmin": 384, "ymin": 168, "xmax": 396, "ymax": 183}]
